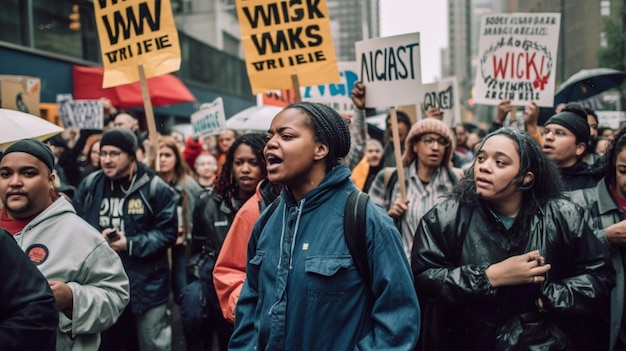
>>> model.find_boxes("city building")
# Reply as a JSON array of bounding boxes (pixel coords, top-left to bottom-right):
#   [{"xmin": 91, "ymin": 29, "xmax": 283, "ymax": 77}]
[
  {"xmin": 0, "ymin": 0, "xmax": 255, "ymax": 130},
  {"xmin": 0, "ymin": 0, "xmax": 380, "ymax": 130},
  {"xmin": 510, "ymin": 0, "xmax": 622, "ymax": 85}
]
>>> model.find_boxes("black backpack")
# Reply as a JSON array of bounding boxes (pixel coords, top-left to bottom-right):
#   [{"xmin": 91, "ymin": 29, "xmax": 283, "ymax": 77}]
[{"xmin": 259, "ymin": 190, "xmax": 371, "ymax": 286}]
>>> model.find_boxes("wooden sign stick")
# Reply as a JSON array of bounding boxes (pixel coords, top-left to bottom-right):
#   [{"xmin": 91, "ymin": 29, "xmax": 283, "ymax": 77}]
[
  {"xmin": 390, "ymin": 107, "xmax": 407, "ymax": 201},
  {"xmin": 138, "ymin": 64, "xmax": 160, "ymax": 171},
  {"xmin": 291, "ymin": 74, "xmax": 302, "ymax": 103}
]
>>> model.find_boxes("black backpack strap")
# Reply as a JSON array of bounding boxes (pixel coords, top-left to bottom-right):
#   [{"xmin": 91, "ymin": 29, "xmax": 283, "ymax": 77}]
[
  {"xmin": 143, "ymin": 176, "xmax": 161, "ymax": 216},
  {"xmin": 81, "ymin": 170, "xmax": 101, "ymax": 208},
  {"xmin": 344, "ymin": 190, "xmax": 370, "ymax": 287}
]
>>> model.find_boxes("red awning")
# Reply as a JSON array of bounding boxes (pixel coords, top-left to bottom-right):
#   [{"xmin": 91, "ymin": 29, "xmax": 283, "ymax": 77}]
[{"xmin": 72, "ymin": 65, "xmax": 195, "ymax": 109}]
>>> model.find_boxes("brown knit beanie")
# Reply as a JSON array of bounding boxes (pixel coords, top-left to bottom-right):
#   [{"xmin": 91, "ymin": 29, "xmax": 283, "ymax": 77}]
[{"xmin": 402, "ymin": 118, "xmax": 454, "ymax": 167}]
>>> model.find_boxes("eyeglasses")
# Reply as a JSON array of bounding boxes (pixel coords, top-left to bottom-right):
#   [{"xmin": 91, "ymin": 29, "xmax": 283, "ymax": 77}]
[
  {"xmin": 419, "ymin": 137, "xmax": 450, "ymax": 147},
  {"xmin": 99, "ymin": 151, "xmax": 123, "ymax": 159},
  {"xmin": 540, "ymin": 128, "xmax": 573, "ymax": 137}
]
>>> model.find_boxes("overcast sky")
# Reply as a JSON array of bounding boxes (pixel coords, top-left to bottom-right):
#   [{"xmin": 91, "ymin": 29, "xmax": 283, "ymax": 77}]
[{"xmin": 379, "ymin": 0, "xmax": 447, "ymax": 83}]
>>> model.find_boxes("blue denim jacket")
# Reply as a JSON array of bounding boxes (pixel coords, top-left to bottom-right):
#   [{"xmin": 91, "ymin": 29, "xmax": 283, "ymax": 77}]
[{"xmin": 230, "ymin": 165, "xmax": 420, "ymax": 350}]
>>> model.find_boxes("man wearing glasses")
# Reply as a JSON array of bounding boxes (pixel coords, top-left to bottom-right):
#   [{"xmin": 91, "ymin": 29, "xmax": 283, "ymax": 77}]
[
  {"xmin": 368, "ymin": 118, "xmax": 464, "ymax": 259},
  {"xmin": 73, "ymin": 128, "xmax": 178, "ymax": 351},
  {"xmin": 541, "ymin": 107, "xmax": 599, "ymax": 193}
]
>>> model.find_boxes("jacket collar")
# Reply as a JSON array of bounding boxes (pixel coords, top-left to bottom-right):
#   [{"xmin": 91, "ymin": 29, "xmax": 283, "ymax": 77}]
[{"xmin": 596, "ymin": 177, "xmax": 619, "ymax": 216}]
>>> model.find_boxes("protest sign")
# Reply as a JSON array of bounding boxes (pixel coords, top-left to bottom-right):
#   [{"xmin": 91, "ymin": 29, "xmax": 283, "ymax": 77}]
[
  {"xmin": 419, "ymin": 76, "xmax": 461, "ymax": 127},
  {"xmin": 473, "ymin": 13, "xmax": 561, "ymax": 107},
  {"xmin": 56, "ymin": 95, "xmax": 104, "ymax": 130},
  {"xmin": 356, "ymin": 33, "xmax": 422, "ymax": 108},
  {"xmin": 302, "ymin": 62, "xmax": 358, "ymax": 112},
  {"xmin": 0, "ymin": 75, "xmax": 41, "ymax": 116},
  {"xmin": 258, "ymin": 89, "xmax": 298, "ymax": 107},
  {"xmin": 597, "ymin": 110, "xmax": 626, "ymax": 130},
  {"xmin": 190, "ymin": 98, "xmax": 226, "ymax": 138},
  {"xmin": 93, "ymin": 0, "xmax": 181, "ymax": 88},
  {"xmin": 236, "ymin": 0, "xmax": 340, "ymax": 94}
]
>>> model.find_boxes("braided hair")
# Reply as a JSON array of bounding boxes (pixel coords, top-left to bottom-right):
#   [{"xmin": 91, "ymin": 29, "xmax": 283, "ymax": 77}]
[{"xmin": 287, "ymin": 102, "xmax": 351, "ymax": 171}]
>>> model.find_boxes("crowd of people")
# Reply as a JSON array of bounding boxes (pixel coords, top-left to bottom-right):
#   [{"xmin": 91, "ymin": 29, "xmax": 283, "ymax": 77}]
[{"xmin": 1, "ymin": 86, "xmax": 626, "ymax": 351}]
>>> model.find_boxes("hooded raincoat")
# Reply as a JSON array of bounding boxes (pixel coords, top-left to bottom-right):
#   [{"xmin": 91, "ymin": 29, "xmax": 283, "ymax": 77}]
[
  {"xmin": 412, "ymin": 197, "xmax": 614, "ymax": 351},
  {"xmin": 229, "ymin": 165, "xmax": 420, "ymax": 351}
]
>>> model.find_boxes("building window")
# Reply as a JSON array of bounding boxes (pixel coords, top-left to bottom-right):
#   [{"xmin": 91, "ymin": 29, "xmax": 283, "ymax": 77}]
[
  {"xmin": 31, "ymin": 0, "xmax": 100, "ymax": 62},
  {"xmin": 601, "ymin": 0, "xmax": 611, "ymax": 16},
  {"xmin": 0, "ymin": 0, "xmax": 25, "ymax": 45},
  {"xmin": 600, "ymin": 31, "xmax": 608, "ymax": 47},
  {"xmin": 222, "ymin": 31, "xmax": 240, "ymax": 57}
]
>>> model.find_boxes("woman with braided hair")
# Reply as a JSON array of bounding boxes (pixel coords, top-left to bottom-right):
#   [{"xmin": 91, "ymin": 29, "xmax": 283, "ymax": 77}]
[
  {"xmin": 181, "ymin": 133, "xmax": 267, "ymax": 351},
  {"xmin": 230, "ymin": 102, "xmax": 420, "ymax": 350}
]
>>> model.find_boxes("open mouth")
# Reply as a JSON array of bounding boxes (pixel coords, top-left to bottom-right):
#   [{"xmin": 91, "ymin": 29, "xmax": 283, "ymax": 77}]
[{"xmin": 265, "ymin": 154, "xmax": 283, "ymax": 172}]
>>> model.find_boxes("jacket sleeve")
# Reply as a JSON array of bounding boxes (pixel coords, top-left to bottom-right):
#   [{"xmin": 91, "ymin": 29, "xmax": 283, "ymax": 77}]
[
  {"xmin": 127, "ymin": 180, "xmax": 178, "ymax": 257},
  {"xmin": 367, "ymin": 168, "xmax": 390, "ymax": 209},
  {"xmin": 61, "ymin": 240, "xmax": 130, "ymax": 336},
  {"xmin": 183, "ymin": 178, "xmax": 203, "ymax": 239},
  {"xmin": 228, "ymin": 218, "xmax": 264, "ymax": 350},
  {"xmin": 72, "ymin": 177, "xmax": 88, "ymax": 217},
  {"xmin": 539, "ymin": 208, "xmax": 615, "ymax": 315},
  {"xmin": 411, "ymin": 204, "xmax": 497, "ymax": 305},
  {"xmin": 343, "ymin": 109, "xmax": 368, "ymax": 170},
  {"xmin": 356, "ymin": 205, "xmax": 421, "ymax": 350},
  {"xmin": 0, "ymin": 231, "xmax": 58, "ymax": 350},
  {"xmin": 213, "ymin": 200, "xmax": 260, "ymax": 323}
]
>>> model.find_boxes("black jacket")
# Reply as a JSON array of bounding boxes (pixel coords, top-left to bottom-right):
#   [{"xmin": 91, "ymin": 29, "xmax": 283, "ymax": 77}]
[
  {"xmin": 0, "ymin": 230, "xmax": 58, "ymax": 350},
  {"xmin": 190, "ymin": 192, "xmax": 243, "ymax": 257},
  {"xmin": 411, "ymin": 198, "xmax": 614, "ymax": 351},
  {"xmin": 560, "ymin": 160, "xmax": 601, "ymax": 192},
  {"xmin": 73, "ymin": 162, "xmax": 178, "ymax": 313}
]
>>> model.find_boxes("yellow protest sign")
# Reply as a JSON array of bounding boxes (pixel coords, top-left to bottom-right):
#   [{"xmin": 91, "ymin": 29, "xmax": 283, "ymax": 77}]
[
  {"xmin": 94, "ymin": 0, "xmax": 181, "ymax": 88},
  {"xmin": 236, "ymin": 0, "xmax": 340, "ymax": 94}
]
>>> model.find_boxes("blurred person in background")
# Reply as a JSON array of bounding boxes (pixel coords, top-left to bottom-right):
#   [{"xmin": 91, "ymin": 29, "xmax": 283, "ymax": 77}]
[
  {"xmin": 215, "ymin": 129, "xmax": 238, "ymax": 175},
  {"xmin": 351, "ymin": 138, "xmax": 384, "ymax": 193},
  {"xmin": 80, "ymin": 134, "xmax": 102, "ymax": 178},
  {"xmin": 181, "ymin": 133, "xmax": 267, "ymax": 351},
  {"xmin": 149, "ymin": 136, "xmax": 203, "ymax": 306},
  {"xmin": 194, "ymin": 152, "xmax": 218, "ymax": 191}
]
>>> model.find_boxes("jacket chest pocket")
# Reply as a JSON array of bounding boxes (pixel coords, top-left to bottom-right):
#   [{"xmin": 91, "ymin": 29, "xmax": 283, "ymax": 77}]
[{"xmin": 305, "ymin": 256, "xmax": 356, "ymax": 302}]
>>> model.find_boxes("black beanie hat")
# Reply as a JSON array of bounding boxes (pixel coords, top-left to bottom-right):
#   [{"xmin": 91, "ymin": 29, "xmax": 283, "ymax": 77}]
[
  {"xmin": 101, "ymin": 128, "xmax": 137, "ymax": 156},
  {"xmin": 288, "ymin": 102, "xmax": 351, "ymax": 162},
  {"xmin": 544, "ymin": 111, "xmax": 590, "ymax": 145},
  {"xmin": 2, "ymin": 138, "xmax": 55, "ymax": 171}
]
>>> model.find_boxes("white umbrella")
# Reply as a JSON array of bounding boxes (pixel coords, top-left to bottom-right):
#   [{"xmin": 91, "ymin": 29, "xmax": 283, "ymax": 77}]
[
  {"xmin": 0, "ymin": 108, "xmax": 64, "ymax": 150},
  {"xmin": 226, "ymin": 105, "xmax": 284, "ymax": 132}
]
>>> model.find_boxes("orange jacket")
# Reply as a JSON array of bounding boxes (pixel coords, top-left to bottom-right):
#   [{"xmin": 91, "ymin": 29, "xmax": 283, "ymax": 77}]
[
  {"xmin": 213, "ymin": 181, "xmax": 267, "ymax": 323},
  {"xmin": 350, "ymin": 156, "xmax": 370, "ymax": 190}
]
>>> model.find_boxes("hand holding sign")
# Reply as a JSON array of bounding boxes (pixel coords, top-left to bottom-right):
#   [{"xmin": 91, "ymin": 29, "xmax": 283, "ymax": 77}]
[{"xmin": 351, "ymin": 82, "xmax": 366, "ymax": 111}]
